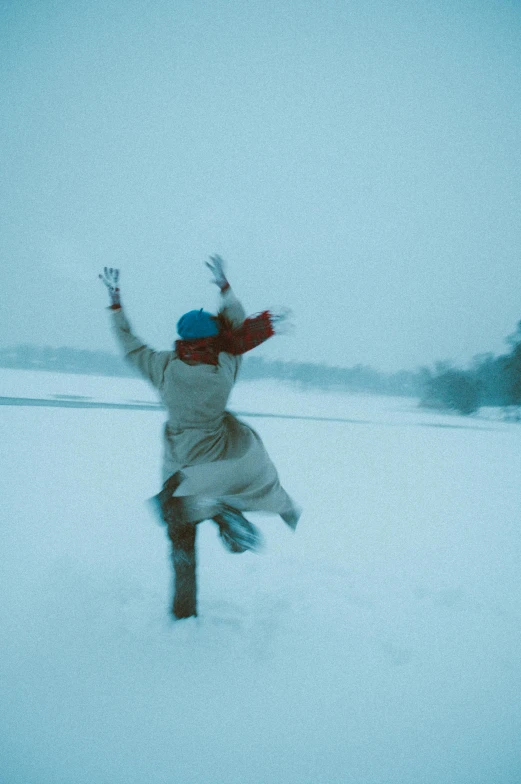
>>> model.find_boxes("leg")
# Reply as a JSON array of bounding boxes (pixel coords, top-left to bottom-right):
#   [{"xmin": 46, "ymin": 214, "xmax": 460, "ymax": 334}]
[
  {"xmin": 214, "ymin": 507, "xmax": 262, "ymax": 553},
  {"xmin": 168, "ymin": 520, "xmax": 197, "ymax": 619}
]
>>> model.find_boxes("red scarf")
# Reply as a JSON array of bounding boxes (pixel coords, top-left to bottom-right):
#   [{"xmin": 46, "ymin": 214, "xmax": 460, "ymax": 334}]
[{"xmin": 175, "ymin": 311, "xmax": 275, "ymax": 365}]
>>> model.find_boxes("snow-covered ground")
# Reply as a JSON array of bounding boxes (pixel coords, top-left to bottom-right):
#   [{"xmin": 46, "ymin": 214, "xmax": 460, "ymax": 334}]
[{"xmin": 1, "ymin": 368, "xmax": 520, "ymax": 784}]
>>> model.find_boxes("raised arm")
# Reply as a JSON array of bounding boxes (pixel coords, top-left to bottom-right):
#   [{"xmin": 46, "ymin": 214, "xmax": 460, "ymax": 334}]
[
  {"xmin": 99, "ymin": 268, "xmax": 170, "ymax": 388},
  {"xmin": 206, "ymin": 254, "xmax": 246, "ymax": 328}
]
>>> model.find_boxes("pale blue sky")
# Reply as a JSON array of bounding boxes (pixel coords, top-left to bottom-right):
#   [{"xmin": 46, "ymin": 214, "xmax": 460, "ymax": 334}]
[{"xmin": 2, "ymin": 0, "xmax": 521, "ymax": 371}]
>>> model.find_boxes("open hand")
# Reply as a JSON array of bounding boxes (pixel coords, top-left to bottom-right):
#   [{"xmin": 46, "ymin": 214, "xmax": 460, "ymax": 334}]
[
  {"xmin": 99, "ymin": 267, "xmax": 121, "ymax": 307},
  {"xmin": 205, "ymin": 255, "xmax": 228, "ymax": 290}
]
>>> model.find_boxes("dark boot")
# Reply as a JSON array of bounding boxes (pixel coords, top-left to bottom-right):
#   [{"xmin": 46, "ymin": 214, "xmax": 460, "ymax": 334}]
[
  {"xmin": 214, "ymin": 507, "xmax": 262, "ymax": 553},
  {"xmin": 168, "ymin": 521, "xmax": 197, "ymax": 619}
]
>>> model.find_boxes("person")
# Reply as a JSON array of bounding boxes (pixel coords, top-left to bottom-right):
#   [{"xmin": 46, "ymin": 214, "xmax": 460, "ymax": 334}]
[{"xmin": 100, "ymin": 256, "xmax": 300, "ymax": 619}]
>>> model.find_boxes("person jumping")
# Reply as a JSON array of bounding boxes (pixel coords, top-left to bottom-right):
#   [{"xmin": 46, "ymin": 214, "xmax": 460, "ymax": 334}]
[{"xmin": 100, "ymin": 256, "xmax": 300, "ymax": 619}]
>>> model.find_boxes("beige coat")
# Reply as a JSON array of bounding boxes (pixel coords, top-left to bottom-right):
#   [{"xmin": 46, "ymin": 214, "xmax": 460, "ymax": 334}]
[{"xmin": 110, "ymin": 287, "xmax": 296, "ymax": 524}]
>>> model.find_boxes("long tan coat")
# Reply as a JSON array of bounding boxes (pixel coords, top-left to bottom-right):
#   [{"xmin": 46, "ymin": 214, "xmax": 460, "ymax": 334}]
[{"xmin": 110, "ymin": 287, "xmax": 296, "ymax": 524}]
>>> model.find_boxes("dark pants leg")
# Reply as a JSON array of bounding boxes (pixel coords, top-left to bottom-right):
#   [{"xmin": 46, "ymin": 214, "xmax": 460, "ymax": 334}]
[
  {"xmin": 168, "ymin": 519, "xmax": 197, "ymax": 619},
  {"xmin": 153, "ymin": 472, "xmax": 197, "ymax": 619},
  {"xmin": 155, "ymin": 472, "xmax": 260, "ymax": 617}
]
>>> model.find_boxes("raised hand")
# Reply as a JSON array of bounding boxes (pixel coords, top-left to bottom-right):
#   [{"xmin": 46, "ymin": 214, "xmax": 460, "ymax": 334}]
[
  {"xmin": 205, "ymin": 255, "xmax": 229, "ymax": 291},
  {"xmin": 99, "ymin": 267, "xmax": 121, "ymax": 308}
]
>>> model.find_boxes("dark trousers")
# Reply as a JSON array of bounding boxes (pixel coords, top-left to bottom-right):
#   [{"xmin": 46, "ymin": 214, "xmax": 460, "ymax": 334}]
[
  {"xmin": 156, "ymin": 472, "xmax": 260, "ymax": 620},
  {"xmin": 167, "ymin": 519, "xmax": 198, "ymax": 619}
]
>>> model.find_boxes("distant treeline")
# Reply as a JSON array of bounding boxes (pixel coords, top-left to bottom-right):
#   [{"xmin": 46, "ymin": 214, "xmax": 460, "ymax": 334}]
[
  {"xmin": 240, "ymin": 357, "xmax": 423, "ymax": 397},
  {"xmin": 0, "ymin": 344, "xmax": 423, "ymax": 396},
  {"xmin": 0, "ymin": 345, "xmax": 132, "ymax": 378},
  {"xmin": 1, "ymin": 323, "xmax": 520, "ymax": 416}
]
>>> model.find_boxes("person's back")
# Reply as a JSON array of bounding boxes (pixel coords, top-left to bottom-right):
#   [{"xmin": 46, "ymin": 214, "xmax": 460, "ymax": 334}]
[
  {"xmin": 159, "ymin": 350, "xmax": 239, "ymax": 433},
  {"xmin": 157, "ymin": 350, "xmax": 250, "ymax": 475}
]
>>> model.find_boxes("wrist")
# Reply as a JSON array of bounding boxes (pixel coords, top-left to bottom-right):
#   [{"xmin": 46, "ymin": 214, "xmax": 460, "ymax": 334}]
[
  {"xmin": 110, "ymin": 287, "xmax": 121, "ymax": 307},
  {"xmin": 220, "ymin": 281, "xmax": 230, "ymax": 293}
]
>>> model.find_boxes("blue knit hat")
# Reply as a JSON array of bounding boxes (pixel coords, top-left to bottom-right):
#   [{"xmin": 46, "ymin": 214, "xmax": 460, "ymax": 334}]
[{"xmin": 176, "ymin": 309, "xmax": 219, "ymax": 339}]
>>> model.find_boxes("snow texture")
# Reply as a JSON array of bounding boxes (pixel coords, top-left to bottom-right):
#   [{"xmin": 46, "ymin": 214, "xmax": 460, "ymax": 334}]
[{"xmin": 1, "ymin": 369, "xmax": 520, "ymax": 784}]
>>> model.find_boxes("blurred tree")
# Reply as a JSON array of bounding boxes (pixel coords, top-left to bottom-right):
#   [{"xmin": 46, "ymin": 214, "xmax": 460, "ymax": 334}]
[
  {"xmin": 421, "ymin": 369, "xmax": 481, "ymax": 415},
  {"xmin": 503, "ymin": 320, "xmax": 521, "ymax": 418}
]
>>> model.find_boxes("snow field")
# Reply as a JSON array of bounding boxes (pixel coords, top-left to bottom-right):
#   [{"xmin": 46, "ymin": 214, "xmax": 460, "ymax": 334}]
[{"xmin": 1, "ymin": 370, "xmax": 520, "ymax": 784}]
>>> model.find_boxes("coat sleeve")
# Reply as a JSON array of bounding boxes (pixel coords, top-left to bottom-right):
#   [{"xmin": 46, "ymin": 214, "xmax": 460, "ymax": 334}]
[
  {"xmin": 219, "ymin": 286, "xmax": 246, "ymax": 328},
  {"xmin": 217, "ymin": 287, "xmax": 246, "ymax": 381},
  {"xmin": 109, "ymin": 307, "xmax": 171, "ymax": 388}
]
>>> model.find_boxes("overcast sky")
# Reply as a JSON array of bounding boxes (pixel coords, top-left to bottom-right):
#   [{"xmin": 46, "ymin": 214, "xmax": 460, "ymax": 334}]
[{"xmin": 2, "ymin": 0, "xmax": 521, "ymax": 371}]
